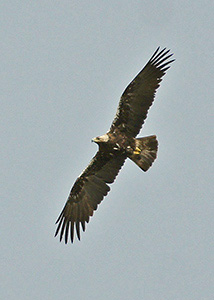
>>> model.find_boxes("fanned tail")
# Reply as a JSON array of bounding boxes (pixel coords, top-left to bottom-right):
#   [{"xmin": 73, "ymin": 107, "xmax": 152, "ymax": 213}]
[{"xmin": 128, "ymin": 135, "xmax": 158, "ymax": 171}]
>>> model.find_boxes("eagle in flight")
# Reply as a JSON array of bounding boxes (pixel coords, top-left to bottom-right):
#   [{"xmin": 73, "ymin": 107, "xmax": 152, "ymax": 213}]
[{"xmin": 55, "ymin": 47, "xmax": 174, "ymax": 243}]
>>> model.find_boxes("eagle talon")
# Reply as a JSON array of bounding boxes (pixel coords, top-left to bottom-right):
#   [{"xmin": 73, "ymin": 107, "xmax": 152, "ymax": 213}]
[{"xmin": 133, "ymin": 147, "xmax": 141, "ymax": 155}]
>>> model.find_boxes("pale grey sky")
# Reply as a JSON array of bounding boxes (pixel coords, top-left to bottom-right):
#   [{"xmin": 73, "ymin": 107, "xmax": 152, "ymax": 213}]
[{"xmin": 1, "ymin": 1, "xmax": 214, "ymax": 299}]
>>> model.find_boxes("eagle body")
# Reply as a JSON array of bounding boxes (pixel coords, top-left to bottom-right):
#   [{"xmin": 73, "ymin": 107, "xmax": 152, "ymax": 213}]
[
  {"xmin": 55, "ymin": 47, "xmax": 174, "ymax": 243},
  {"xmin": 93, "ymin": 131, "xmax": 135, "ymax": 153},
  {"xmin": 93, "ymin": 131, "xmax": 158, "ymax": 171}
]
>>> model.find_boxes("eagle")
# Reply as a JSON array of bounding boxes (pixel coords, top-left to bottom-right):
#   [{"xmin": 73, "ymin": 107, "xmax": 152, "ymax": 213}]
[{"xmin": 55, "ymin": 47, "xmax": 174, "ymax": 243}]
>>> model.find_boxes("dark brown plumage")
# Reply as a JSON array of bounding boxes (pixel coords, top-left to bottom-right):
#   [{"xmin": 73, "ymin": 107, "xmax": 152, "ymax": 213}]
[{"xmin": 55, "ymin": 47, "xmax": 174, "ymax": 243}]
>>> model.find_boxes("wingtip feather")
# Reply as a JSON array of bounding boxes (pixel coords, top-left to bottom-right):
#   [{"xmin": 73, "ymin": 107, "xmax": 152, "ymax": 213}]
[{"xmin": 76, "ymin": 222, "xmax": 81, "ymax": 241}]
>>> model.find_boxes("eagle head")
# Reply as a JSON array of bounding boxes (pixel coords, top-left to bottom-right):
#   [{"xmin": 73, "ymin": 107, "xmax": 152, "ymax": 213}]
[{"xmin": 92, "ymin": 134, "xmax": 109, "ymax": 144}]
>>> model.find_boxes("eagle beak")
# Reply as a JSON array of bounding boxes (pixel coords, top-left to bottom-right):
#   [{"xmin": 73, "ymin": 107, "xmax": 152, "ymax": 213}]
[{"xmin": 92, "ymin": 137, "xmax": 99, "ymax": 143}]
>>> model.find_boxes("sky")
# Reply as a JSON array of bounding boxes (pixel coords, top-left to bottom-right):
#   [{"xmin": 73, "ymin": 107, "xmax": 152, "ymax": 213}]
[{"xmin": 1, "ymin": 1, "xmax": 214, "ymax": 299}]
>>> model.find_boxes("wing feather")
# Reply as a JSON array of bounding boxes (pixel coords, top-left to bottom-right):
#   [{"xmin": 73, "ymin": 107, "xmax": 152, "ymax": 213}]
[
  {"xmin": 55, "ymin": 151, "xmax": 126, "ymax": 243},
  {"xmin": 110, "ymin": 47, "xmax": 174, "ymax": 137}
]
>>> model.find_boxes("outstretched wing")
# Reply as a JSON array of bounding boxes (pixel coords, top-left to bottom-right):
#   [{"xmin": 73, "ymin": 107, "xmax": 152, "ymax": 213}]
[
  {"xmin": 55, "ymin": 151, "xmax": 126, "ymax": 243},
  {"xmin": 110, "ymin": 47, "xmax": 174, "ymax": 137}
]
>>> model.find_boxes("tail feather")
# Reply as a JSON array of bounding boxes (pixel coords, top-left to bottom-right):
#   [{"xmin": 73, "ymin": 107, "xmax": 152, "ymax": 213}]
[{"xmin": 128, "ymin": 135, "xmax": 158, "ymax": 171}]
